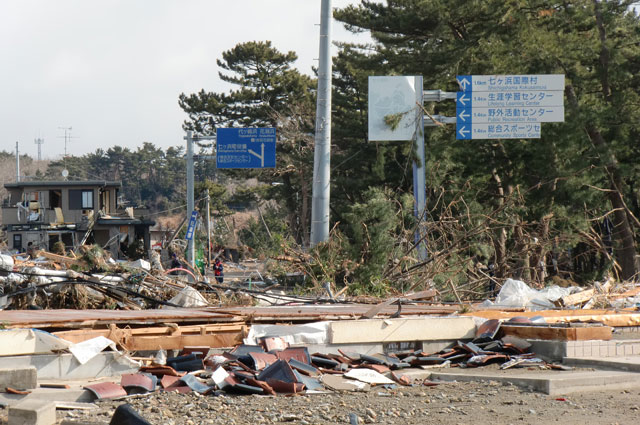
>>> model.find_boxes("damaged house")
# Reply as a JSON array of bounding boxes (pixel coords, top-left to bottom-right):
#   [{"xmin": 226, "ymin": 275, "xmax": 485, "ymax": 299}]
[{"xmin": 1, "ymin": 180, "xmax": 154, "ymax": 259}]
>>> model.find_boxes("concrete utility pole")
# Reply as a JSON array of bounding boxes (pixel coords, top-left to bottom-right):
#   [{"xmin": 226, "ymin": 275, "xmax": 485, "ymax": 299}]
[
  {"xmin": 184, "ymin": 132, "xmax": 217, "ymax": 267},
  {"xmin": 15, "ymin": 142, "xmax": 20, "ymax": 182},
  {"xmin": 310, "ymin": 0, "xmax": 333, "ymax": 247},
  {"xmin": 185, "ymin": 131, "xmax": 195, "ymax": 266},
  {"xmin": 34, "ymin": 138, "xmax": 44, "ymax": 161}
]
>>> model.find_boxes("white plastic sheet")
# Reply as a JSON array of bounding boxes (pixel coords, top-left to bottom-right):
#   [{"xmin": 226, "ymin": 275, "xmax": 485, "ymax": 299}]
[
  {"xmin": 162, "ymin": 286, "xmax": 208, "ymax": 308},
  {"xmin": 244, "ymin": 322, "xmax": 330, "ymax": 345},
  {"xmin": 0, "ymin": 254, "xmax": 14, "ymax": 271},
  {"xmin": 483, "ymin": 278, "xmax": 577, "ymax": 311},
  {"xmin": 344, "ymin": 368, "xmax": 395, "ymax": 385},
  {"xmin": 69, "ymin": 336, "xmax": 117, "ymax": 365}
]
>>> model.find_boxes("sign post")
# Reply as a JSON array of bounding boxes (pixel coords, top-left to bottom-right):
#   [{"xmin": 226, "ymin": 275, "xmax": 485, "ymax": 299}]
[
  {"xmin": 455, "ymin": 74, "xmax": 565, "ymax": 140},
  {"xmin": 216, "ymin": 128, "xmax": 276, "ymax": 169},
  {"xmin": 185, "ymin": 210, "xmax": 198, "ymax": 241},
  {"xmin": 369, "ymin": 76, "xmax": 428, "ymax": 260}
]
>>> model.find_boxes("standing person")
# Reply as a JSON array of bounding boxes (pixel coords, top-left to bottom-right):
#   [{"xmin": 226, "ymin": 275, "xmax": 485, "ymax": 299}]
[
  {"xmin": 214, "ymin": 258, "xmax": 224, "ymax": 284},
  {"xmin": 26, "ymin": 242, "xmax": 36, "ymax": 259}
]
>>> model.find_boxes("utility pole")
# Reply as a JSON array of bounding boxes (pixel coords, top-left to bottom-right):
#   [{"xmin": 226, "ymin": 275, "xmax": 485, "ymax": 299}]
[
  {"xmin": 15, "ymin": 142, "xmax": 20, "ymax": 182},
  {"xmin": 184, "ymin": 131, "xmax": 217, "ymax": 268},
  {"xmin": 34, "ymin": 138, "xmax": 44, "ymax": 161},
  {"xmin": 185, "ymin": 131, "xmax": 195, "ymax": 266},
  {"xmin": 206, "ymin": 188, "xmax": 211, "ymax": 268},
  {"xmin": 310, "ymin": 0, "xmax": 333, "ymax": 247}
]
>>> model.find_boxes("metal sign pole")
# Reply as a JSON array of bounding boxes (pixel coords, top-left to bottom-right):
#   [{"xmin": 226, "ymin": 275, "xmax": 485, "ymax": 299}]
[
  {"xmin": 413, "ymin": 76, "xmax": 427, "ymax": 260},
  {"xmin": 185, "ymin": 131, "xmax": 195, "ymax": 267}
]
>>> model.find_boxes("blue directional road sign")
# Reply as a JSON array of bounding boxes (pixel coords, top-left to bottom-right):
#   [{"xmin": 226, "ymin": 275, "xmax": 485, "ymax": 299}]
[
  {"xmin": 456, "ymin": 74, "xmax": 565, "ymax": 92},
  {"xmin": 454, "ymin": 74, "xmax": 564, "ymax": 140},
  {"xmin": 217, "ymin": 128, "xmax": 276, "ymax": 169},
  {"xmin": 456, "ymin": 123, "xmax": 541, "ymax": 140},
  {"xmin": 456, "ymin": 106, "xmax": 565, "ymax": 124},
  {"xmin": 456, "ymin": 91, "xmax": 564, "ymax": 108},
  {"xmin": 185, "ymin": 210, "xmax": 198, "ymax": 241}
]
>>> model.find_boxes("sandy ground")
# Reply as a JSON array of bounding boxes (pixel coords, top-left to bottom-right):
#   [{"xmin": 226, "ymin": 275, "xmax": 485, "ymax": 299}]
[{"xmin": 29, "ymin": 377, "xmax": 640, "ymax": 425}]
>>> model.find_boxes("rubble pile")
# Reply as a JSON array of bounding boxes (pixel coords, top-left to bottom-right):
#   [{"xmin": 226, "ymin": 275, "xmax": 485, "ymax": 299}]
[
  {"xmin": 85, "ymin": 319, "xmax": 562, "ymax": 401},
  {"xmin": 481, "ymin": 277, "xmax": 640, "ymax": 311},
  {"xmin": 0, "ymin": 248, "xmax": 219, "ymax": 310}
]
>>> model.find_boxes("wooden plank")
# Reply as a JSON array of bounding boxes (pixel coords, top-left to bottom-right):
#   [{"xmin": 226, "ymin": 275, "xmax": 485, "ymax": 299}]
[
  {"xmin": 34, "ymin": 250, "xmax": 82, "ymax": 266},
  {"xmin": 465, "ymin": 309, "xmax": 640, "ymax": 327},
  {"xmin": 54, "ymin": 323, "xmax": 245, "ymax": 341},
  {"xmin": 54, "ymin": 323, "xmax": 246, "ymax": 350},
  {"xmin": 360, "ymin": 289, "xmax": 437, "ymax": 319},
  {"xmin": 501, "ymin": 325, "xmax": 612, "ymax": 341},
  {"xmin": 561, "ymin": 289, "xmax": 595, "ymax": 306},
  {"xmin": 123, "ymin": 333, "xmax": 242, "ymax": 351},
  {"xmin": 330, "ymin": 317, "xmax": 475, "ymax": 344},
  {"xmin": 610, "ymin": 286, "xmax": 640, "ymax": 300}
]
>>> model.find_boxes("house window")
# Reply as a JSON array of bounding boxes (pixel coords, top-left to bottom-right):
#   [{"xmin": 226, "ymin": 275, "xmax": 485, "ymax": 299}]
[
  {"xmin": 82, "ymin": 190, "xmax": 93, "ymax": 209},
  {"xmin": 69, "ymin": 190, "xmax": 94, "ymax": 210},
  {"xmin": 13, "ymin": 234, "xmax": 22, "ymax": 251}
]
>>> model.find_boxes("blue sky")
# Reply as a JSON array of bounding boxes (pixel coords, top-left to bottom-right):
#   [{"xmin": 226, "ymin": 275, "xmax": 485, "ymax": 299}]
[{"xmin": 0, "ymin": 1, "xmax": 369, "ymax": 159}]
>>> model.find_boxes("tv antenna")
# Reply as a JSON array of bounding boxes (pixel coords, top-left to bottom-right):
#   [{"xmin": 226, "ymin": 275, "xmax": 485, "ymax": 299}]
[
  {"xmin": 34, "ymin": 137, "xmax": 44, "ymax": 161},
  {"xmin": 57, "ymin": 126, "xmax": 77, "ymax": 158}
]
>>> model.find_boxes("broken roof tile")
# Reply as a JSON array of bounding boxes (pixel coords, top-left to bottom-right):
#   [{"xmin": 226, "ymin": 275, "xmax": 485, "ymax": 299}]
[
  {"xmin": 275, "ymin": 347, "xmax": 311, "ymax": 364},
  {"xmin": 84, "ymin": 382, "xmax": 127, "ymax": 400},
  {"xmin": 266, "ymin": 379, "xmax": 305, "ymax": 394},
  {"xmin": 121, "ymin": 373, "xmax": 156, "ymax": 394},
  {"xmin": 244, "ymin": 378, "xmax": 276, "ymax": 395},
  {"xmin": 246, "ymin": 352, "xmax": 278, "ymax": 371},
  {"xmin": 257, "ymin": 359, "xmax": 297, "ymax": 383},
  {"xmin": 289, "ymin": 358, "xmax": 320, "ymax": 377}
]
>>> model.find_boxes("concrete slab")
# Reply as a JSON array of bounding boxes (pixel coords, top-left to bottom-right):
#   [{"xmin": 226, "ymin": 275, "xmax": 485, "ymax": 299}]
[
  {"xmin": 0, "ymin": 352, "xmax": 138, "ymax": 380},
  {"xmin": 527, "ymin": 338, "xmax": 640, "ymax": 361},
  {"xmin": 0, "ymin": 367, "xmax": 37, "ymax": 390},
  {"xmin": 329, "ymin": 317, "xmax": 475, "ymax": 344},
  {"xmin": 407, "ymin": 368, "xmax": 640, "ymax": 395},
  {"xmin": 563, "ymin": 355, "xmax": 640, "ymax": 372},
  {"xmin": 8, "ymin": 399, "xmax": 56, "ymax": 425},
  {"xmin": 0, "ymin": 387, "xmax": 94, "ymax": 407}
]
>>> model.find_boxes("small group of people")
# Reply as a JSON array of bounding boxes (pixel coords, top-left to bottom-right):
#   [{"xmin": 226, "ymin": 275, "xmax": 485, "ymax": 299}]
[{"xmin": 169, "ymin": 251, "xmax": 224, "ymax": 283}]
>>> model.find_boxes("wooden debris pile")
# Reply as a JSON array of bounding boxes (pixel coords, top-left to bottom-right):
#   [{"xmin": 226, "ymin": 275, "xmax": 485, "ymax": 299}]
[
  {"xmin": 555, "ymin": 277, "xmax": 640, "ymax": 309},
  {"xmin": 0, "ymin": 247, "xmax": 218, "ymax": 310}
]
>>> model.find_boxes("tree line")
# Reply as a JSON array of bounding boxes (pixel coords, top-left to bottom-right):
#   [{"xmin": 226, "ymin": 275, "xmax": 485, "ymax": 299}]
[{"xmin": 8, "ymin": 1, "xmax": 640, "ymax": 296}]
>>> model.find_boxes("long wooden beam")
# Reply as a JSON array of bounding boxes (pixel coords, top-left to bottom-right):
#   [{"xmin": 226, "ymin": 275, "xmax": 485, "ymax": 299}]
[{"xmin": 54, "ymin": 323, "xmax": 246, "ymax": 351}]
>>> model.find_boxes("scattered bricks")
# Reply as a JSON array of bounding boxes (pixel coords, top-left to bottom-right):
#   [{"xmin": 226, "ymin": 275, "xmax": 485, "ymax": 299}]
[
  {"xmin": 0, "ymin": 367, "xmax": 37, "ymax": 390},
  {"xmin": 8, "ymin": 399, "xmax": 56, "ymax": 425}
]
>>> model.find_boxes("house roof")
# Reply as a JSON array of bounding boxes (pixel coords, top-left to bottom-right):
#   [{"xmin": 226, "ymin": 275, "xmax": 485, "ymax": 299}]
[{"xmin": 4, "ymin": 180, "xmax": 122, "ymax": 189}]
